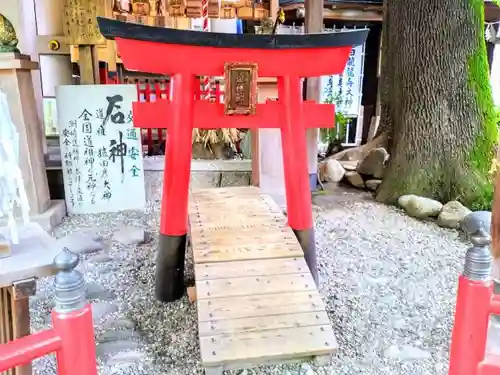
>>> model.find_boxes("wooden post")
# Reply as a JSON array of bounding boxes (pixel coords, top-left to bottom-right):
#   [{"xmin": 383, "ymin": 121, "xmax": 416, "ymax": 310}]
[
  {"xmin": 78, "ymin": 46, "xmax": 96, "ymax": 84},
  {"xmin": 62, "ymin": 0, "xmax": 107, "ymax": 84},
  {"xmin": 304, "ymin": 0, "xmax": 323, "ymax": 190},
  {"xmin": 269, "ymin": 0, "xmax": 279, "ymax": 21},
  {"xmin": 1, "ymin": 286, "xmax": 32, "ymax": 375}
]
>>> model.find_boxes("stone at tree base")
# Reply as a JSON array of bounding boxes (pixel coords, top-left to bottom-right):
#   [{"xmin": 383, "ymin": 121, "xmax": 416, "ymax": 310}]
[
  {"xmin": 398, "ymin": 195, "xmax": 443, "ymax": 219},
  {"xmin": 356, "ymin": 148, "xmax": 389, "ymax": 178},
  {"xmin": 345, "ymin": 171, "xmax": 365, "ymax": 188},
  {"xmin": 460, "ymin": 211, "xmax": 491, "ymax": 235},
  {"xmin": 339, "ymin": 160, "xmax": 358, "ymax": 171},
  {"xmin": 436, "ymin": 201, "xmax": 471, "ymax": 229},
  {"xmin": 365, "ymin": 179, "xmax": 382, "ymax": 191},
  {"xmin": 114, "ymin": 226, "xmax": 148, "ymax": 246},
  {"xmin": 322, "ymin": 159, "xmax": 345, "ymax": 182}
]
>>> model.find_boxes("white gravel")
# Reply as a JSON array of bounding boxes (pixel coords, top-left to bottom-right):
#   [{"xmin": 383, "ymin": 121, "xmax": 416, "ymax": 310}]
[{"xmin": 28, "ymin": 183, "xmax": 494, "ymax": 375}]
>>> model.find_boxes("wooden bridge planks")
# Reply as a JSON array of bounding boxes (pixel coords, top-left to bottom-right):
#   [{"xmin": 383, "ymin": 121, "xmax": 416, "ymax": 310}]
[{"xmin": 189, "ymin": 186, "xmax": 338, "ymax": 374}]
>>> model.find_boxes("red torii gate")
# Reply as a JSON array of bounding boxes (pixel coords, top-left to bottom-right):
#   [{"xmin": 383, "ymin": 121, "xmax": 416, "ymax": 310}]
[{"xmin": 98, "ymin": 17, "xmax": 368, "ymax": 302}]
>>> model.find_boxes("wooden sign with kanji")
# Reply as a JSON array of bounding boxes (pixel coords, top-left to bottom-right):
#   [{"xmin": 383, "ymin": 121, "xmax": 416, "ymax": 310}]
[{"xmin": 63, "ymin": 0, "xmax": 107, "ymax": 45}]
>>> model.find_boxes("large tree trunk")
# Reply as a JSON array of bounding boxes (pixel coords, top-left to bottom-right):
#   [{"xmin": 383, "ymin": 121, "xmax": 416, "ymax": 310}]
[{"xmin": 375, "ymin": 0, "xmax": 497, "ymax": 209}]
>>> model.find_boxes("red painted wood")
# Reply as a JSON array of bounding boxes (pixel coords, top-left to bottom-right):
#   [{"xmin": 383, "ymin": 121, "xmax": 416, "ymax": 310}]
[
  {"xmin": 0, "ymin": 330, "xmax": 61, "ymax": 372},
  {"xmin": 490, "ymin": 294, "xmax": 500, "ymax": 315},
  {"xmin": 154, "ymin": 82, "xmax": 163, "ymax": 143},
  {"xmin": 122, "ymin": 77, "xmax": 225, "ymax": 152},
  {"xmin": 160, "ymin": 73, "xmax": 195, "ymax": 236},
  {"xmin": 52, "ymin": 305, "xmax": 98, "ymax": 375},
  {"xmin": 478, "ymin": 357, "xmax": 500, "ymax": 375},
  {"xmin": 0, "ymin": 303, "xmax": 97, "ymax": 375},
  {"xmin": 131, "ymin": 100, "xmax": 335, "ymax": 130},
  {"xmin": 144, "ymin": 81, "xmax": 154, "ymax": 151},
  {"xmin": 448, "ymin": 277, "xmax": 493, "ymax": 375},
  {"xmin": 115, "ymin": 38, "xmax": 352, "ymax": 77},
  {"xmin": 277, "ymin": 75, "xmax": 313, "ymax": 230}
]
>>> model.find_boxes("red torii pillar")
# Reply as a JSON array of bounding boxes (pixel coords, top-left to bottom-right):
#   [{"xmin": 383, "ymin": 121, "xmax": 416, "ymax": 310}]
[{"xmin": 98, "ymin": 17, "xmax": 368, "ymax": 302}]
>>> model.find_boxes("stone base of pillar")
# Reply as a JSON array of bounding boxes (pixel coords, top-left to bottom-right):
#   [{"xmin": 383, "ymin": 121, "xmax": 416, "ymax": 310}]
[
  {"xmin": 309, "ymin": 172, "xmax": 318, "ymax": 191},
  {"xmin": 0, "ymin": 199, "xmax": 66, "ymax": 232}
]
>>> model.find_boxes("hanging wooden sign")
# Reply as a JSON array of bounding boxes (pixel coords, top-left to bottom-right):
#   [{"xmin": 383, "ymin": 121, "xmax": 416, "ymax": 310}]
[
  {"xmin": 220, "ymin": 4, "xmax": 236, "ymax": 18},
  {"xmin": 185, "ymin": 0, "xmax": 202, "ymax": 17},
  {"xmin": 168, "ymin": 0, "xmax": 186, "ymax": 16},
  {"xmin": 63, "ymin": 0, "xmax": 107, "ymax": 45},
  {"xmin": 208, "ymin": 0, "xmax": 220, "ymax": 18},
  {"xmin": 131, "ymin": 1, "xmax": 152, "ymax": 15}
]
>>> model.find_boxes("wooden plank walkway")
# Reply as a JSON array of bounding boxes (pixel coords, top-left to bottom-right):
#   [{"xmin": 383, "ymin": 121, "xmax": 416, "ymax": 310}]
[{"xmin": 188, "ymin": 186, "xmax": 338, "ymax": 375}]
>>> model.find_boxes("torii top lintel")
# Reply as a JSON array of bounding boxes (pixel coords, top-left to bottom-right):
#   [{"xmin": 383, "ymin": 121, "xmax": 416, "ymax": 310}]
[{"xmin": 97, "ymin": 17, "xmax": 369, "ymax": 77}]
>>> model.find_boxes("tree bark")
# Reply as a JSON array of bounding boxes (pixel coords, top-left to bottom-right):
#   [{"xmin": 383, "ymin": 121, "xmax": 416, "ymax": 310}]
[{"xmin": 376, "ymin": 0, "xmax": 497, "ymax": 209}]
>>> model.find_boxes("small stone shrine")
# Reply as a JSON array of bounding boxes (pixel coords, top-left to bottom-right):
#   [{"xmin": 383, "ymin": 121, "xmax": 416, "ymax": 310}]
[{"xmin": 0, "ymin": 12, "xmax": 66, "ymax": 230}]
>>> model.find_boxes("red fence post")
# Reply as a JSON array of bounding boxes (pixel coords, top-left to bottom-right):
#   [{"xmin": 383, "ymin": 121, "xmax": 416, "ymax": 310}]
[
  {"xmin": 448, "ymin": 229, "xmax": 493, "ymax": 375},
  {"xmin": 0, "ymin": 248, "xmax": 97, "ymax": 375},
  {"xmin": 51, "ymin": 248, "xmax": 98, "ymax": 375}
]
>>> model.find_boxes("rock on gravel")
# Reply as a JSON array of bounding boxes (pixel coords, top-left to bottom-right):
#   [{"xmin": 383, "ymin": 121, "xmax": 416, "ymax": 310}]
[
  {"xmin": 55, "ymin": 228, "xmax": 105, "ymax": 254},
  {"xmin": 398, "ymin": 195, "xmax": 443, "ymax": 219},
  {"xmin": 29, "ymin": 182, "xmax": 473, "ymax": 375},
  {"xmin": 114, "ymin": 226, "xmax": 149, "ymax": 246},
  {"xmin": 356, "ymin": 147, "xmax": 389, "ymax": 179},
  {"xmin": 437, "ymin": 201, "xmax": 471, "ymax": 229},
  {"xmin": 322, "ymin": 159, "xmax": 345, "ymax": 182}
]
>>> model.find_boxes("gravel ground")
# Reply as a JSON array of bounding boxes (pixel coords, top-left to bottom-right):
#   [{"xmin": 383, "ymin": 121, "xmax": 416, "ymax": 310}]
[{"xmin": 28, "ymin": 183, "xmax": 496, "ymax": 375}]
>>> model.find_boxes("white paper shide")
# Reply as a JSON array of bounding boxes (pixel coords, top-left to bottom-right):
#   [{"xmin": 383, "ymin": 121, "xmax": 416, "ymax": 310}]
[
  {"xmin": 0, "ymin": 90, "xmax": 30, "ymax": 245},
  {"xmin": 56, "ymin": 85, "xmax": 146, "ymax": 214}
]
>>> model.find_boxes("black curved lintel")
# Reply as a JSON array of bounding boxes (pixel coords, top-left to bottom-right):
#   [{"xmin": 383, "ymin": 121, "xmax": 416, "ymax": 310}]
[{"xmin": 97, "ymin": 17, "xmax": 369, "ymax": 50}]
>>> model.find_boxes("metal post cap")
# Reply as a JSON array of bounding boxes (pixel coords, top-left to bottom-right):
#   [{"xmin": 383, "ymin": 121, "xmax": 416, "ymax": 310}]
[
  {"xmin": 53, "ymin": 247, "xmax": 86, "ymax": 313},
  {"xmin": 464, "ymin": 228, "xmax": 492, "ymax": 282},
  {"xmin": 53, "ymin": 247, "xmax": 80, "ymax": 271},
  {"xmin": 470, "ymin": 228, "xmax": 491, "ymax": 247}
]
